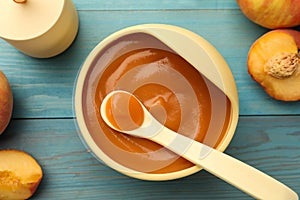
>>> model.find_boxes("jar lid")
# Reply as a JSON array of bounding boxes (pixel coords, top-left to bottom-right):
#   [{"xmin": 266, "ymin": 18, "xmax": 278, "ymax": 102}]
[{"xmin": 0, "ymin": 0, "xmax": 64, "ymax": 40}]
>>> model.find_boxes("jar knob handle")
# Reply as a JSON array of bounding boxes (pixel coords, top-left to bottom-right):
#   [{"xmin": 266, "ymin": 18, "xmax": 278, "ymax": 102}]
[{"xmin": 13, "ymin": 0, "xmax": 27, "ymax": 3}]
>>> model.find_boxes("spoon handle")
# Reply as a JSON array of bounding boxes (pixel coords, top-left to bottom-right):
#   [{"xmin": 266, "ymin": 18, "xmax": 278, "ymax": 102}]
[{"xmin": 151, "ymin": 127, "xmax": 298, "ymax": 200}]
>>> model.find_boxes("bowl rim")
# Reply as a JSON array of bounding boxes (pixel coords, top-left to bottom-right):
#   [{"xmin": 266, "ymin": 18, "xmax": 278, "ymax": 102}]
[{"xmin": 74, "ymin": 23, "xmax": 239, "ymax": 181}]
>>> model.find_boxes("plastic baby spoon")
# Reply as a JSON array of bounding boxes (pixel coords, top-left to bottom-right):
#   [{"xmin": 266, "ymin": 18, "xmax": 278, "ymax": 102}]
[{"xmin": 100, "ymin": 90, "xmax": 298, "ymax": 200}]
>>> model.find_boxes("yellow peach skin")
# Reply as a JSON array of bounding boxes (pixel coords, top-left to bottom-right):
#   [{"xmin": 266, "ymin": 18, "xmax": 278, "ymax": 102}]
[
  {"xmin": 0, "ymin": 71, "xmax": 13, "ymax": 135},
  {"xmin": 236, "ymin": 0, "xmax": 300, "ymax": 29}
]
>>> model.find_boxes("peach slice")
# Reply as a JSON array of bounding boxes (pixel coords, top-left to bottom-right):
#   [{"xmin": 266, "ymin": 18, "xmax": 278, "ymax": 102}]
[
  {"xmin": 0, "ymin": 71, "xmax": 13, "ymax": 135},
  {"xmin": 0, "ymin": 150, "xmax": 43, "ymax": 200},
  {"xmin": 248, "ymin": 29, "xmax": 300, "ymax": 101}
]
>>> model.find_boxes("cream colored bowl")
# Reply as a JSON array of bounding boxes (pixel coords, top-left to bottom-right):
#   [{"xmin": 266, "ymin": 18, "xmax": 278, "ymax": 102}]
[{"xmin": 74, "ymin": 24, "xmax": 239, "ymax": 181}]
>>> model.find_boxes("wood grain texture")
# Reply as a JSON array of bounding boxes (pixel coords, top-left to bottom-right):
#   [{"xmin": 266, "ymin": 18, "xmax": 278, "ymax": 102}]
[
  {"xmin": 73, "ymin": 0, "xmax": 240, "ymax": 11},
  {"xmin": 0, "ymin": 116, "xmax": 299, "ymax": 199},
  {"xmin": 0, "ymin": 1, "xmax": 299, "ymax": 199}
]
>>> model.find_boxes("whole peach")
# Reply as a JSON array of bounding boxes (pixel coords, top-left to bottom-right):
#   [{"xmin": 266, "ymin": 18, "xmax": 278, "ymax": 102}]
[
  {"xmin": 236, "ymin": 0, "xmax": 300, "ymax": 29},
  {"xmin": 0, "ymin": 70, "xmax": 13, "ymax": 135}
]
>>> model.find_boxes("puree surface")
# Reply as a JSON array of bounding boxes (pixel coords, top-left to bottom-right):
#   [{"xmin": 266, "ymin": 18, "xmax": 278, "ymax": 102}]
[
  {"xmin": 85, "ymin": 48, "xmax": 231, "ymax": 173},
  {"xmin": 105, "ymin": 92, "xmax": 145, "ymax": 132}
]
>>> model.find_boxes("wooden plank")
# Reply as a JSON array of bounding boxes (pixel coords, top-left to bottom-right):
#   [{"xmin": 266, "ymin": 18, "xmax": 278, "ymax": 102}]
[
  {"xmin": 73, "ymin": 0, "xmax": 240, "ymax": 11},
  {"xmin": 0, "ymin": 10, "xmax": 299, "ymax": 119},
  {"xmin": 0, "ymin": 116, "xmax": 299, "ymax": 199}
]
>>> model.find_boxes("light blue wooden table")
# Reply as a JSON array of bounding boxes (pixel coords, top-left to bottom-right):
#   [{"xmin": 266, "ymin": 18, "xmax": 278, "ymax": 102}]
[{"xmin": 0, "ymin": 0, "xmax": 299, "ymax": 199}]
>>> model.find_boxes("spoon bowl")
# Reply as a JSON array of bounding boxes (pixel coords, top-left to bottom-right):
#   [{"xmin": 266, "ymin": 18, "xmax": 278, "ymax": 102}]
[{"xmin": 101, "ymin": 90, "xmax": 298, "ymax": 200}]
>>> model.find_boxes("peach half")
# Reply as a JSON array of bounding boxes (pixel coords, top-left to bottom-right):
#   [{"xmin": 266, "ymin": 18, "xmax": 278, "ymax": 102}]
[
  {"xmin": 236, "ymin": 0, "xmax": 300, "ymax": 29},
  {"xmin": 0, "ymin": 150, "xmax": 43, "ymax": 200},
  {"xmin": 0, "ymin": 71, "xmax": 13, "ymax": 135},
  {"xmin": 248, "ymin": 29, "xmax": 300, "ymax": 101}
]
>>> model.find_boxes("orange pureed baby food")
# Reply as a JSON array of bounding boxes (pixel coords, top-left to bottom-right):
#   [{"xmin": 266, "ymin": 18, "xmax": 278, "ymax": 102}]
[
  {"xmin": 105, "ymin": 91, "xmax": 145, "ymax": 131},
  {"xmin": 85, "ymin": 48, "xmax": 231, "ymax": 173}
]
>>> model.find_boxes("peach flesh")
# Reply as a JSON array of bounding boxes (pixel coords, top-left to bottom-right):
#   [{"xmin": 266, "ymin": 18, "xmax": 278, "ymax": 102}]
[{"xmin": 0, "ymin": 150, "xmax": 43, "ymax": 200}]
